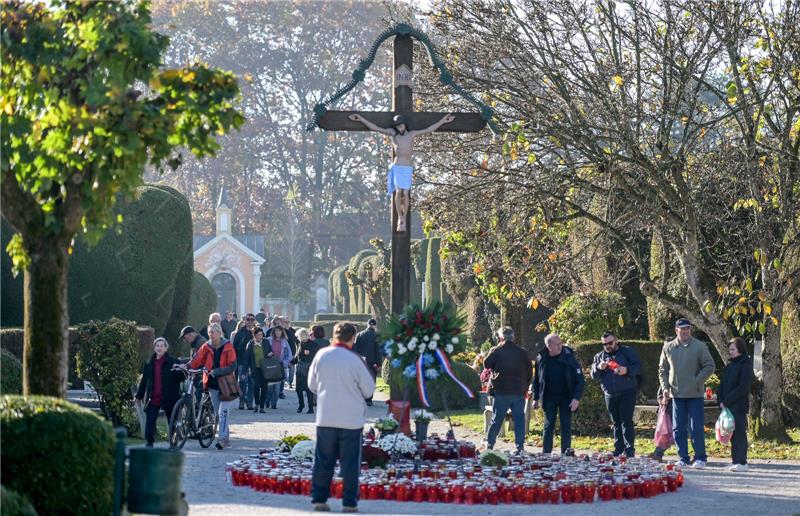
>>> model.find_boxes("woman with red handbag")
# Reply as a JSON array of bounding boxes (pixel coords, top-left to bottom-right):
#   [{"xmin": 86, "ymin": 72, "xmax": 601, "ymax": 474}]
[{"xmin": 186, "ymin": 322, "xmax": 237, "ymax": 450}]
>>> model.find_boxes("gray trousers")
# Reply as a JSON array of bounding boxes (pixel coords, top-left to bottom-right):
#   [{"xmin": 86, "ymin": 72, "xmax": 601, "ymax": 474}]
[{"xmin": 208, "ymin": 388, "xmax": 235, "ymax": 442}]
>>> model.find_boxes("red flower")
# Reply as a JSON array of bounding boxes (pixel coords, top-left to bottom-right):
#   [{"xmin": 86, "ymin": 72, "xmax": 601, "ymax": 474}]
[
  {"xmin": 435, "ymin": 325, "xmax": 441, "ymax": 332},
  {"xmin": 402, "ymin": 319, "xmax": 408, "ymax": 326},
  {"xmin": 405, "ymin": 328, "xmax": 414, "ymax": 336},
  {"xmin": 442, "ymin": 315, "xmax": 448, "ymax": 321},
  {"xmin": 453, "ymin": 328, "xmax": 461, "ymax": 335}
]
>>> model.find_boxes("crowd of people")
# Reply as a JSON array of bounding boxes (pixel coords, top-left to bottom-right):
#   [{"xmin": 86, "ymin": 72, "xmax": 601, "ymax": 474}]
[{"xmin": 481, "ymin": 317, "xmax": 753, "ymax": 473}]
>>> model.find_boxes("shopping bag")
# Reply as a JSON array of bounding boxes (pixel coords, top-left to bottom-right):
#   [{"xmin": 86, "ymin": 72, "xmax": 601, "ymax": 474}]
[
  {"xmin": 715, "ymin": 407, "xmax": 735, "ymax": 445},
  {"xmin": 653, "ymin": 404, "xmax": 675, "ymax": 449}
]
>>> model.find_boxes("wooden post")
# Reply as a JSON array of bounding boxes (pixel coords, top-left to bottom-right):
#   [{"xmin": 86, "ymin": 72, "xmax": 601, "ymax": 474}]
[{"xmin": 390, "ymin": 34, "xmax": 412, "ymax": 316}]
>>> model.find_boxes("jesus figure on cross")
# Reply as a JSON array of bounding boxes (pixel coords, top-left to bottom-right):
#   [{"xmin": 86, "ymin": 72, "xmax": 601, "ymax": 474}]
[{"xmin": 348, "ymin": 112, "xmax": 455, "ymax": 232}]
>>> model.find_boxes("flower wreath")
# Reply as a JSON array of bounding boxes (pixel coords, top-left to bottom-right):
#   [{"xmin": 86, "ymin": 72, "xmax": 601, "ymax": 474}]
[{"xmin": 381, "ymin": 302, "xmax": 475, "ymax": 407}]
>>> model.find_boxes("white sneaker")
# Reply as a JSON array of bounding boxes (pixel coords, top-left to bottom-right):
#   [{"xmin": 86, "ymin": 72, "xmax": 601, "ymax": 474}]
[
  {"xmin": 692, "ymin": 460, "xmax": 706, "ymax": 469},
  {"xmin": 730, "ymin": 463, "xmax": 749, "ymax": 472},
  {"xmin": 675, "ymin": 460, "xmax": 688, "ymax": 469}
]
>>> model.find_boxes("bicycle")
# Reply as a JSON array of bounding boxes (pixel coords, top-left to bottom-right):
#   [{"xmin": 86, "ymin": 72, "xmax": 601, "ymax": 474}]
[{"xmin": 168, "ymin": 366, "xmax": 217, "ymax": 449}]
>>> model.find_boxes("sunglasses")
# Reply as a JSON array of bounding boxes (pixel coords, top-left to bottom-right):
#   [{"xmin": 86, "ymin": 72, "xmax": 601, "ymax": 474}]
[{"xmin": 602, "ymin": 341, "xmax": 616, "ymax": 347}]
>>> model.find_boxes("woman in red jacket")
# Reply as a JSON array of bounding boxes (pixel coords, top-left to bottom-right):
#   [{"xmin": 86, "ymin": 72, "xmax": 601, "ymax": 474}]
[{"xmin": 187, "ymin": 322, "xmax": 237, "ymax": 449}]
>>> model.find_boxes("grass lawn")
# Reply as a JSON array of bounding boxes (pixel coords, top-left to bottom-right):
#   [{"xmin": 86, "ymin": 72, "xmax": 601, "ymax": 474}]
[
  {"xmin": 445, "ymin": 408, "xmax": 800, "ymax": 460},
  {"xmin": 126, "ymin": 417, "xmax": 169, "ymax": 446}
]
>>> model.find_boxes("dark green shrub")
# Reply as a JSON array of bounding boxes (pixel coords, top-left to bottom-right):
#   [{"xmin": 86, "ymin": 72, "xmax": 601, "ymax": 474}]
[
  {"xmin": 76, "ymin": 318, "xmax": 141, "ymax": 434},
  {"xmin": 1, "ymin": 396, "xmax": 115, "ymax": 515},
  {"xmin": 2, "ymin": 328, "xmax": 84, "ymax": 390},
  {"xmin": 425, "ymin": 237, "xmax": 442, "ymax": 303},
  {"xmin": 1, "ymin": 349, "xmax": 22, "ymax": 395},
  {"xmin": 549, "ymin": 291, "xmax": 636, "ymax": 343},
  {"xmin": 1, "ymin": 218, "xmax": 24, "ymax": 328},
  {"xmin": 186, "ymin": 271, "xmax": 216, "ymax": 335},
  {"xmin": 158, "ymin": 185, "xmax": 195, "ymax": 345},
  {"xmin": 572, "ymin": 375, "xmax": 612, "ymax": 436},
  {"xmin": 69, "ymin": 185, "xmax": 192, "ymax": 336},
  {"xmin": 1, "ymin": 485, "xmax": 38, "ymax": 516}
]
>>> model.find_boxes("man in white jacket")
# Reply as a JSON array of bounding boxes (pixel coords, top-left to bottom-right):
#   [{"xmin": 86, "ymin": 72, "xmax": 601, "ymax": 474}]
[{"xmin": 308, "ymin": 322, "xmax": 376, "ymax": 513}]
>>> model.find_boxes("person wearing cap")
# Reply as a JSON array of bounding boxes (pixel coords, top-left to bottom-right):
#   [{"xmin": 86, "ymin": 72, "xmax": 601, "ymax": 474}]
[
  {"xmin": 354, "ymin": 318, "xmax": 381, "ymax": 406},
  {"xmin": 659, "ymin": 318, "xmax": 715, "ymax": 469},
  {"xmin": 179, "ymin": 326, "xmax": 206, "ymax": 407},
  {"xmin": 347, "ymin": 112, "xmax": 456, "ymax": 232}
]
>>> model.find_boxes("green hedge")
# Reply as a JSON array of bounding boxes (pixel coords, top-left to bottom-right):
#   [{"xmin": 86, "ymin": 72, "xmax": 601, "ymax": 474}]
[
  {"xmin": 381, "ymin": 360, "xmax": 481, "ymax": 411},
  {"xmin": 2, "ymin": 328, "xmax": 84, "ymax": 390},
  {"xmin": 69, "ymin": 185, "xmax": 192, "ymax": 336},
  {"xmin": 425, "ymin": 237, "xmax": 442, "ymax": 304},
  {"xmin": 314, "ymin": 313, "xmax": 373, "ymax": 323},
  {"xmin": 1, "ymin": 218, "xmax": 24, "ymax": 327},
  {"xmin": 76, "ymin": 318, "xmax": 141, "ymax": 434},
  {"xmin": 1, "ymin": 396, "xmax": 115, "ymax": 515},
  {"xmin": 1, "ymin": 349, "xmax": 22, "ymax": 395},
  {"xmin": 0, "ymin": 485, "xmax": 38, "ymax": 516},
  {"xmin": 569, "ymin": 340, "xmax": 724, "ymax": 402},
  {"xmin": 550, "ymin": 291, "xmax": 637, "ymax": 343},
  {"xmin": 186, "ymin": 271, "xmax": 217, "ymax": 340}
]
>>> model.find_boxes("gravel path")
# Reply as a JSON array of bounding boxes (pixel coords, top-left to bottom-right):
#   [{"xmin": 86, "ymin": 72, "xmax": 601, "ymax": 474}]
[{"xmin": 140, "ymin": 388, "xmax": 800, "ymax": 515}]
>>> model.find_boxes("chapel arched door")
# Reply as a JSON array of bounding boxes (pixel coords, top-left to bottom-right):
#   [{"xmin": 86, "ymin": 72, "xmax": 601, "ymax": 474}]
[{"xmin": 212, "ymin": 272, "xmax": 237, "ymax": 315}]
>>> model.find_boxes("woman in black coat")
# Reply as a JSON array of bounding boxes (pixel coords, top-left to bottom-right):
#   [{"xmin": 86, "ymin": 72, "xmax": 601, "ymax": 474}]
[
  {"xmin": 135, "ymin": 337, "xmax": 185, "ymax": 447},
  {"xmin": 290, "ymin": 328, "xmax": 319, "ymax": 414},
  {"xmin": 717, "ymin": 337, "xmax": 754, "ymax": 472}
]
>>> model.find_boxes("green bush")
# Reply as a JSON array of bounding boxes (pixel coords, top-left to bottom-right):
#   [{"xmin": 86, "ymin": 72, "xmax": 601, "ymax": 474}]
[
  {"xmin": 186, "ymin": 271, "xmax": 217, "ymax": 333},
  {"xmin": 425, "ymin": 237, "xmax": 442, "ymax": 304},
  {"xmin": 572, "ymin": 375, "xmax": 612, "ymax": 435},
  {"xmin": 314, "ymin": 313, "xmax": 373, "ymax": 323},
  {"xmin": 1, "ymin": 349, "xmax": 22, "ymax": 395},
  {"xmin": 76, "ymin": 318, "xmax": 141, "ymax": 434},
  {"xmin": 1, "ymin": 396, "xmax": 115, "ymax": 515},
  {"xmin": 1, "ymin": 218, "xmax": 24, "ymax": 328},
  {"xmin": 69, "ymin": 185, "xmax": 192, "ymax": 336},
  {"xmin": 549, "ymin": 291, "xmax": 637, "ymax": 343},
  {"xmin": 1, "ymin": 328, "xmax": 85, "ymax": 390},
  {"xmin": 1, "ymin": 485, "xmax": 38, "ymax": 516}
]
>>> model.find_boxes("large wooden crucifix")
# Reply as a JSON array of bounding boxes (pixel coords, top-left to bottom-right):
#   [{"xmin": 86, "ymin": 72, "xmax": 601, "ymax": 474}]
[{"xmin": 315, "ymin": 34, "xmax": 488, "ymax": 315}]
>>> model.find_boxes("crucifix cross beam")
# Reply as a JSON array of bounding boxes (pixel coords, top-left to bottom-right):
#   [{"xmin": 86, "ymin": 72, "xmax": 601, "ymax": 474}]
[{"xmin": 317, "ymin": 111, "xmax": 487, "ymax": 133}]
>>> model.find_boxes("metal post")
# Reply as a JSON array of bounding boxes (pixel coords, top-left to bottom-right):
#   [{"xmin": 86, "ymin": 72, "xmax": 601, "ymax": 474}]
[{"xmin": 113, "ymin": 427, "xmax": 127, "ymax": 516}]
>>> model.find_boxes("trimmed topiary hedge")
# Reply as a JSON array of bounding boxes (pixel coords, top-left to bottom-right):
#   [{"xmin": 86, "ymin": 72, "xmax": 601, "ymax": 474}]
[
  {"xmin": 186, "ymin": 271, "xmax": 217, "ymax": 339},
  {"xmin": 1, "ymin": 349, "xmax": 22, "ymax": 395},
  {"xmin": 0, "ymin": 485, "xmax": 38, "ymax": 516},
  {"xmin": 69, "ymin": 185, "xmax": 193, "ymax": 336},
  {"xmin": 1, "ymin": 395, "xmax": 115, "ymax": 515},
  {"xmin": 76, "ymin": 318, "xmax": 141, "ymax": 434}
]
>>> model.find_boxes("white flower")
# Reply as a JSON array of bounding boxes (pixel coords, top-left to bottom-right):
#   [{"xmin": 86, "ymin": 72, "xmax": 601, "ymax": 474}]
[
  {"xmin": 408, "ymin": 341, "xmax": 417, "ymax": 350},
  {"xmin": 419, "ymin": 345, "xmax": 426, "ymax": 354},
  {"xmin": 428, "ymin": 341, "xmax": 437, "ymax": 350},
  {"xmin": 409, "ymin": 337, "xmax": 418, "ymax": 345},
  {"xmin": 290, "ymin": 440, "xmax": 316, "ymax": 460},
  {"xmin": 376, "ymin": 434, "xmax": 417, "ymax": 455},
  {"xmin": 451, "ymin": 337, "xmax": 459, "ymax": 344},
  {"xmin": 432, "ymin": 333, "xmax": 441, "ymax": 341},
  {"xmin": 445, "ymin": 344, "xmax": 454, "ymax": 353},
  {"xmin": 423, "ymin": 335, "xmax": 430, "ymax": 342},
  {"xmin": 412, "ymin": 409, "xmax": 435, "ymax": 423},
  {"xmin": 397, "ymin": 346, "xmax": 407, "ymax": 355}
]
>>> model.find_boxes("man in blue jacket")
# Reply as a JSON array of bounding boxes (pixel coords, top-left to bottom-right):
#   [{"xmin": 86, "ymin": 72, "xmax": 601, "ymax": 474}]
[
  {"xmin": 591, "ymin": 330, "xmax": 642, "ymax": 457},
  {"xmin": 532, "ymin": 333, "xmax": 585, "ymax": 454}
]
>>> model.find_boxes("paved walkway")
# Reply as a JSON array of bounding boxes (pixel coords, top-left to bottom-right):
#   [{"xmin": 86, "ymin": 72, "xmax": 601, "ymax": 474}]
[{"xmin": 138, "ymin": 388, "xmax": 800, "ymax": 515}]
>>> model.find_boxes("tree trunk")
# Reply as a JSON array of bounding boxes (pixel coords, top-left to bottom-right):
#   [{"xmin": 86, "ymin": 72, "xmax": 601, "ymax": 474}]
[
  {"xmin": 23, "ymin": 239, "xmax": 69, "ymax": 397},
  {"xmin": 750, "ymin": 305, "xmax": 790, "ymax": 441}
]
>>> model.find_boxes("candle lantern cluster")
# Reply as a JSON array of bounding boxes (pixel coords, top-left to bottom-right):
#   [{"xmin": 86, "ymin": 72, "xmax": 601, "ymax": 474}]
[{"xmin": 226, "ymin": 434, "xmax": 683, "ymax": 505}]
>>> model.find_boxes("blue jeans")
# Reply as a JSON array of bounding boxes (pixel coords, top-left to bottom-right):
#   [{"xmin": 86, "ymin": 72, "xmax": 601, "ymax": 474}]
[
  {"xmin": 311, "ymin": 427, "xmax": 363, "ymax": 508},
  {"xmin": 672, "ymin": 397, "xmax": 707, "ymax": 463},
  {"xmin": 487, "ymin": 394, "xmax": 526, "ymax": 449},
  {"xmin": 542, "ymin": 395, "xmax": 572, "ymax": 453},
  {"xmin": 266, "ymin": 382, "xmax": 280, "ymax": 408},
  {"xmin": 237, "ymin": 365, "xmax": 253, "ymax": 407}
]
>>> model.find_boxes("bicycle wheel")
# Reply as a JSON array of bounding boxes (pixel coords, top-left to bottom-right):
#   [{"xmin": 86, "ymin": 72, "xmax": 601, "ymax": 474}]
[
  {"xmin": 197, "ymin": 400, "xmax": 217, "ymax": 448},
  {"xmin": 168, "ymin": 398, "xmax": 190, "ymax": 450}
]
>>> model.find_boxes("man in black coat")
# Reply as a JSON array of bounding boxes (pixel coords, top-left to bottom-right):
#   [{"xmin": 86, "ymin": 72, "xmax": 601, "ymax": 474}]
[
  {"xmin": 484, "ymin": 327, "xmax": 533, "ymax": 453},
  {"xmin": 233, "ymin": 314, "xmax": 256, "ymax": 410},
  {"xmin": 354, "ymin": 319, "xmax": 382, "ymax": 406},
  {"xmin": 532, "ymin": 333, "xmax": 585, "ymax": 454},
  {"xmin": 590, "ymin": 330, "xmax": 642, "ymax": 457},
  {"xmin": 135, "ymin": 338, "xmax": 185, "ymax": 447}
]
